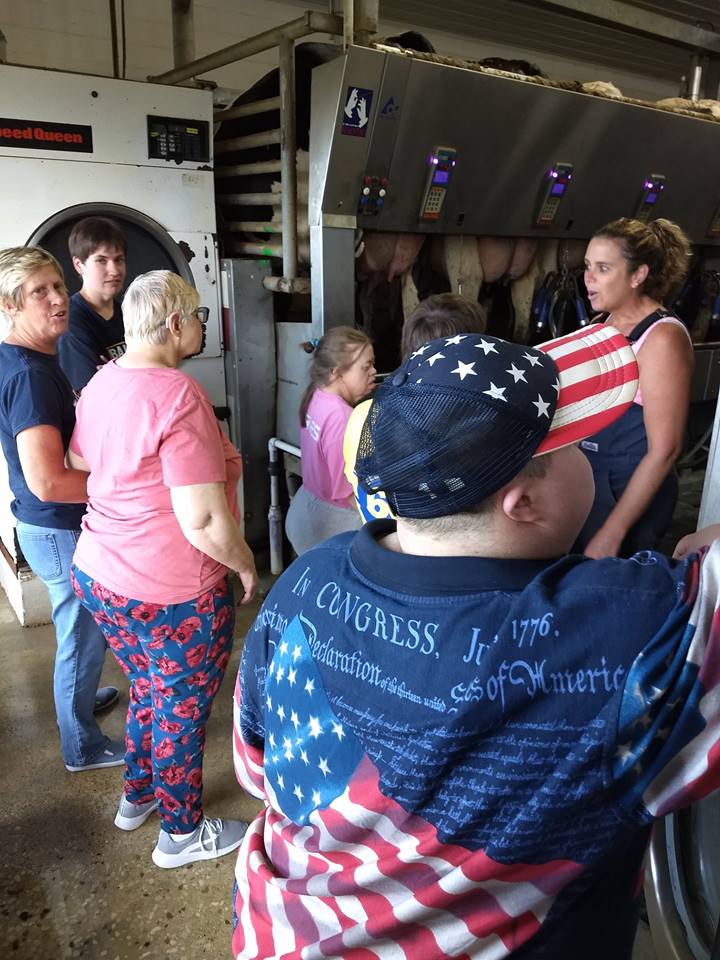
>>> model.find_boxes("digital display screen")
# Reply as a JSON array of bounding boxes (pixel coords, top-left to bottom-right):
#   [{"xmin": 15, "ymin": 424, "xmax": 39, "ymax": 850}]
[
  {"xmin": 433, "ymin": 169, "xmax": 450, "ymax": 184},
  {"xmin": 550, "ymin": 182, "xmax": 566, "ymax": 196},
  {"xmin": 645, "ymin": 191, "xmax": 658, "ymax": 204}
]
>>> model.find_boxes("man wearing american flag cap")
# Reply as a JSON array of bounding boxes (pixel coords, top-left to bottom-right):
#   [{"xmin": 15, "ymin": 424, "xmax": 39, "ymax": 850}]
[{"xmin": 232, "ymin": 322, "xmax": 720, "ymax": 959}]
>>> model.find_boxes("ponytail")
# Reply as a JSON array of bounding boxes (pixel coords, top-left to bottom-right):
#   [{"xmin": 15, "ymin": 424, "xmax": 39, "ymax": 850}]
[{"xmin": 298, "ymin": 326, "xmax": 372, "ymax": 426}]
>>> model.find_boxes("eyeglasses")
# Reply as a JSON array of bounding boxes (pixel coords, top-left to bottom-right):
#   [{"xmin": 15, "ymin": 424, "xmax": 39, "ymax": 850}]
[{"xmin": 193, "ymin": 306, "xmax": 209, "ymax": 325}]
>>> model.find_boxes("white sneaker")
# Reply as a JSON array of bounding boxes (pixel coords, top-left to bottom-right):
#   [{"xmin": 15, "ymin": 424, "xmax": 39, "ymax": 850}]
[
  {"xmin": 151, "ymin": 817, "xmax": 247, "ymax": 869},
  {"xmin": 115, "ymin": 794, "xmax": 158, "ymax": 831}
]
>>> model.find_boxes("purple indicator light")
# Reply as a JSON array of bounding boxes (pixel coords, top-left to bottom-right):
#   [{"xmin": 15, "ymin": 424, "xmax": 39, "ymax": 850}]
[
  {"xmin": 550, "ymin": 170, "xmax": 559, "ymax": 178},
  {"xmin": 432, "ymin": 157, "xmax": 439, "ymax": 165}
]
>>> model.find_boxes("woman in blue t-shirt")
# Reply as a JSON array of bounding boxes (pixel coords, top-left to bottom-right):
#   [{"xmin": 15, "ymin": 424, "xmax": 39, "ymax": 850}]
[{"xmin": 0, "ymin": 245, "xmax": 122, "ymax": 771}]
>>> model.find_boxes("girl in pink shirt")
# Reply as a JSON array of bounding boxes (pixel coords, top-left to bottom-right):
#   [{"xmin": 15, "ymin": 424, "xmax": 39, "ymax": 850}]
[{"xmin": 285, "ymin": 327, "xmax": 375, "ymax": 555}]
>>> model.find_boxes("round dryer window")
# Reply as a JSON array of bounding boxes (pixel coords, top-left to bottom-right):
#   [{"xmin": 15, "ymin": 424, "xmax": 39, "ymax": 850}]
[
  {"xmin": 646, "ymin": 798, "xmax": 720, "ymax": 959},
  {"xmin": 27, "ymin": 202, "xmax": 194, "ymax": 296}
]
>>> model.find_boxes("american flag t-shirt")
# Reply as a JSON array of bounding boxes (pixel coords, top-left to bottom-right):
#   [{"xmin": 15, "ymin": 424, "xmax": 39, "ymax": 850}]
[{"xmin": 233, "ymin": 615, "xmax": 584, "ymax": 960}]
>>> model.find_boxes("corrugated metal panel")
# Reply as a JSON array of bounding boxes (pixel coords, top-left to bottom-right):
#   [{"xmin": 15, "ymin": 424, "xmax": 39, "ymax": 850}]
[
  {"xmin": 378, "ymin": 0, "xmax": 692, "ymax": 82},
  {"xmin": 627, "ymin": 0, "xmax": 719, "ymax": 29}
]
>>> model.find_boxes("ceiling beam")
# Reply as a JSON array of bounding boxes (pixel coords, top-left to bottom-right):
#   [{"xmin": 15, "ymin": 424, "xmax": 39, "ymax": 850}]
[{"xmin": 523, "ymin": 0, "xmax": 720, "ymax": 55}]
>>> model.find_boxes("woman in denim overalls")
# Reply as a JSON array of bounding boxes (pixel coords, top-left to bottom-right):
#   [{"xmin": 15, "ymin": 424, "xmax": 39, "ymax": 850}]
[{"xmin": 577, "ymin": 218, "xmax": 694, "ymax": 558}]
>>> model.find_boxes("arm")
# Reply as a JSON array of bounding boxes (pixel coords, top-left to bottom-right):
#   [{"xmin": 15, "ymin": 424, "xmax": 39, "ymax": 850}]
[
  {"xmin": 614, "ymin": 542, "xmax": 720, "ymax": 819},
  {"xmin": 170, "ymin": 481, "xmax": 258, "ymax": 603},
  {"xmin": 674, "ymin": 523, "xmax": 720, "ymax": 559},
  {"xmin": 584, "ymin": 323, "xmax": 693, "ymax": 558},
  {"xmin": 16, "ymin": 425, "xmax": 88, "ymax": 503}
]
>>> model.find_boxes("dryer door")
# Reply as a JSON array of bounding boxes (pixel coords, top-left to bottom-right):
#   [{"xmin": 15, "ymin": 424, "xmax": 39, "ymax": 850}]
[
  {"xmin": 28, "ymin": 201, "xmax": 194, "ymax": 292},
  {"xmin": 646, "ymin": 798, "xmax": 720, "ymax": 959}
]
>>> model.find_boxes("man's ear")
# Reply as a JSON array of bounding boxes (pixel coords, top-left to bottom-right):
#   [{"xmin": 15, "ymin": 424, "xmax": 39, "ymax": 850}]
[
  {"xmin": 72, "ymin": 256, "xmax": 85, "ymax": 277},
  {"xmin": 500, "ymin": 477, "xmax": 544, "ymax": 524}
]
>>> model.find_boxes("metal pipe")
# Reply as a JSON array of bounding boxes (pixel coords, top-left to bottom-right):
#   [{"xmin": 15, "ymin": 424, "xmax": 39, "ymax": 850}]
[
  {"xmin": 263, "ymin": 276, "xmax": 311, "ymax": 294},
  {"xmin": 215, "ymin": 129, "xmax": 281, "ymax": 153},
  {"xmin": 228, "ymin": 221, "xmax": 282, "ymax": 233},
  {"xmin": 148, "ymin": 10, "xmax": 343, "ymax": 85},
  {"xmin": 172, "ymin": 0, "xmax": 195, "ymax": 69},
  {"xmin": 233, "ymin": 241, "xmax": 283, "ymax": 257},
  {"xmin": 109, "ymin": 0, "xmax": 120, "ymax": 77},
  {"xmin": 214, "ymin": 160, "xmax": 283, "ymax": 178},
  {"xmin": 213, "ymin": 96, "xmax": 280, "ymax": 123},
  {"xmin": 279, "ymin": 35, "xmax": 298, "ymax": 281},
  {"xmin": 689, "ymin": 56, "xmax": 703, "ymax": 100},
  {"xmin": 354, "ymin": 0, "xmax": 379, "ymax": 46},
  {"xmin": 343, "ymin": 0, "xmax": 354, "ymax": 49},
  {"xmin": 219, "ymin": 192, "xmax": 282, "ymax": 206},
  {"xmin": 268, "ymin": 438, "xmax": 302, "ymax": 575}
]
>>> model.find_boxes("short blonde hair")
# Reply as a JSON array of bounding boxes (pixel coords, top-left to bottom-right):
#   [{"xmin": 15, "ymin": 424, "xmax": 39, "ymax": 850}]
[
  {"xmin": 122, "ymin": 270, "xmax": 199, "ymax": 345},
  {"xmin": 0, "ymin": 246, "xmax": 64, "ymax": 312}
]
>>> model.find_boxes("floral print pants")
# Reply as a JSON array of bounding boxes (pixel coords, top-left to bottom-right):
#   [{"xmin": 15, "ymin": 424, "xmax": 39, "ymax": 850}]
[{"xmin": 71, "ymin": 566, "xmax": 235, "ymax": 834}]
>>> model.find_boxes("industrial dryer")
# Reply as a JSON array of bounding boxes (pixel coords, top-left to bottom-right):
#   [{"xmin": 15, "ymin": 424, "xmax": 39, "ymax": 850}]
[{"xmin": 0, "ymin": 64, "xmax": 227, "ymax": 622}]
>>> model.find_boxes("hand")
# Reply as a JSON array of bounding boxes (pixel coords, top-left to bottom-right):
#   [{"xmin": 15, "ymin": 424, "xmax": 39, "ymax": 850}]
[
  {"xmin": 583, "ymin": 526, "xmax": 623, "ymax": 560},
  {"xmin": 235, "ymin": 539, "xmax": 258, "ymax": 604},
  {"xmin": 673, "ymin": 523, "xmax": 720, "ymax": 560},
  {"xmin": 357, "ymin": 97, "xmax": 368, "ymax": 127}
]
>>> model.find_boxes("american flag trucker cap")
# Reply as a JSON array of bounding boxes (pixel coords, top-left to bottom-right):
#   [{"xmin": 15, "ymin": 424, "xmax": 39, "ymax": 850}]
[{"xmin": 354, "ymin": 324, "xmax": 639, "ymax": 519}]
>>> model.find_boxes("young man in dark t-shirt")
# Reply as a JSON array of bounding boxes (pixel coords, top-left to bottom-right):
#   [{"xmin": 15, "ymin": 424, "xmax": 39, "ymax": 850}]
[{"xmin": 58, "ymin": 217, "xmax": 127, "ymax": 392}]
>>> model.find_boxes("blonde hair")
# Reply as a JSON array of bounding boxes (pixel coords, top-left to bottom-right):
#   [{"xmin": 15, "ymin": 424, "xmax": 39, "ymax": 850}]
[
  {"xmin": 593, "ymin": 217, "xmax": 691, "ymax": 300},
  {"xmin": 122, "ymin": 270, "xmax": 198, "ymax": 345},
  {"xmin": 299, "ymin": 326, "xmax": 373, "ymax": 426},
  {"xmin": 0, "ymin": 246, "xmax": 64, "ymax": 314}
]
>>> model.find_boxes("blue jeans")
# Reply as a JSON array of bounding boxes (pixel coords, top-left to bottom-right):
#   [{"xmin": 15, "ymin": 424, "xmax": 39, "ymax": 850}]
[{"xmin": 16, "ymin": 521, "xmax": 108, "ymax": 766}]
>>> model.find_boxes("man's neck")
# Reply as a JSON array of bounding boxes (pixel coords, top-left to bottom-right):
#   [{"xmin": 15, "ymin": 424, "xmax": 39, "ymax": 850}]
[
  {"xmin": 389, "ymin": 519, "xmax": 568, "ymax": 560},
  {"xmin": 79, "ymin": 288, "xmax": 115, "ymax": 320}
]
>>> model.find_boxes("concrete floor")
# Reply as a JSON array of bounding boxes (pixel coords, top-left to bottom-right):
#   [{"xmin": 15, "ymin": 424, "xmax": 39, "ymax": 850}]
[
  {"xmin": 2, "ymin": 461, "xmax": 706, "ymax": 959},
  {"xmin": 0, "ymin": 586, "xmax": 264, "ymax": 960}
]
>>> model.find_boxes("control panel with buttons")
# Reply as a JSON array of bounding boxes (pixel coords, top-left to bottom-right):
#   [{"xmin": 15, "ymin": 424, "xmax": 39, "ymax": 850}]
[
  {"xmin": 419, "ymin": 146, "xmax": 457, "ymax": 221},
  {"xmin": 535, "ymin": 162, "xmax": 574, "ymax": 226},
  {"xmin": 358, "ymin": 174, "xmax": 389, "ymax": 216},
  {"xmin": 636, "ymin": 173, "xmax": 666, "ymax": 222}
]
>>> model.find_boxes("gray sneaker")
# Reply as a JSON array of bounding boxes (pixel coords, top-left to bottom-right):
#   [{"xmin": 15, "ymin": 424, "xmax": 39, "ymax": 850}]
[
  {"xmin": 93, "ymin": 686, "xmax": 119, "ymax": 713},
  {"xmin": 65, "ymin": 738, "xmax": 125, "ymax": 772},
  {"xmin": 115, "ymin": 793, "xmax": 158, "ymax": 831},
  {"xmin": 151, "ymin": 817, "xmax": 247, "ymax": 869}
]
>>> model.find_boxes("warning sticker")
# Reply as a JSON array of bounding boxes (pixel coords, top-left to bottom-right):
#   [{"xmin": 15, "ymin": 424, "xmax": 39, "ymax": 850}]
[{"xmin": 341, "ymin": 86, "xmax": 373, "ymax": 137}]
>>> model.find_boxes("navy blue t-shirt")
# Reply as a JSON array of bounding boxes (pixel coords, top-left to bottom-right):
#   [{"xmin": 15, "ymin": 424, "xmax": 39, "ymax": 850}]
[
  {"xmin": 0, "ymin": 342, "xmax": 85, "ymax": 529},
  {"xmin": 57, "ymin": 292, "xmax": 125, "ymax": 392}
]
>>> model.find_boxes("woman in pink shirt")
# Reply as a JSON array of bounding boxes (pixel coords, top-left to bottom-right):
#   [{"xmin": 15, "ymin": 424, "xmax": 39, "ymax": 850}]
[
  {"xmin": 285, "ymin": 327, "xmax": 375, "ymax": 555},
  {"xmin": 68, "ymin": 270, "xmax": 257, "ymax": 869}
]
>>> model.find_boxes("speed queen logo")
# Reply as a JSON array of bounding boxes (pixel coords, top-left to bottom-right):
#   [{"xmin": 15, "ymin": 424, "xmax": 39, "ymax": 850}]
[{"xmin": 0, "ymin": 118, "xmax": 93, "ymax": 153}]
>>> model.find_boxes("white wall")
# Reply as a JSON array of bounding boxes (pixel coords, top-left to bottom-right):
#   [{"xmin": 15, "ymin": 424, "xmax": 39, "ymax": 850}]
[{"xmin": 0, "ymin": 0, "xmax": 678, "ymax": 102}]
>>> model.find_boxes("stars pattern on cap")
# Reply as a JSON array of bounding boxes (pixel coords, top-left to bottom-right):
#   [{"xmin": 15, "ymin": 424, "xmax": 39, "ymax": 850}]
[
  {"xmin": 405, "ymin": 335, "xmax": 557, "ymax": 425},
  {"xmin": 452, "ymin": 360, "xmax": 476, "ymax": 381}
]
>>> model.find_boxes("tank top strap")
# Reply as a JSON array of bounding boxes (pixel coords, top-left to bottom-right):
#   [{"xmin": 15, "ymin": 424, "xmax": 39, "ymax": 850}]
[{"xmin": 626, "ymin": 308, "xmax": 670, "ymax": 343}]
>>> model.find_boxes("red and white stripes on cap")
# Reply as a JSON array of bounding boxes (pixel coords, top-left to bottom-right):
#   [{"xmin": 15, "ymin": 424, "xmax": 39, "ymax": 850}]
[{"xmin": 534, "ymin": 323, "xmax": 639, "ymax": 456}]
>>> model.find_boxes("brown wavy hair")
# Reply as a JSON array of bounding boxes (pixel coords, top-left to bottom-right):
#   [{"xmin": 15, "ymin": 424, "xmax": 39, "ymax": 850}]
[
  {"xmin": 592, "ymin": 217, "xmax": 691, "ymax": 300},
  {"xmin": 299, "ymin": 326, "xmax": 373, "ymax": 426}
]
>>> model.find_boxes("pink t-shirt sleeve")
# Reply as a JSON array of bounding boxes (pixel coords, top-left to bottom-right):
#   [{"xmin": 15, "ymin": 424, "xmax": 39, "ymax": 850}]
[
  {"xmin": 319, "ymin": 404, "xmax": 354, "ymax": 503},
  {"xmin": 159, "ymin": 390, "xmax": 227, "ymax": 487}
]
